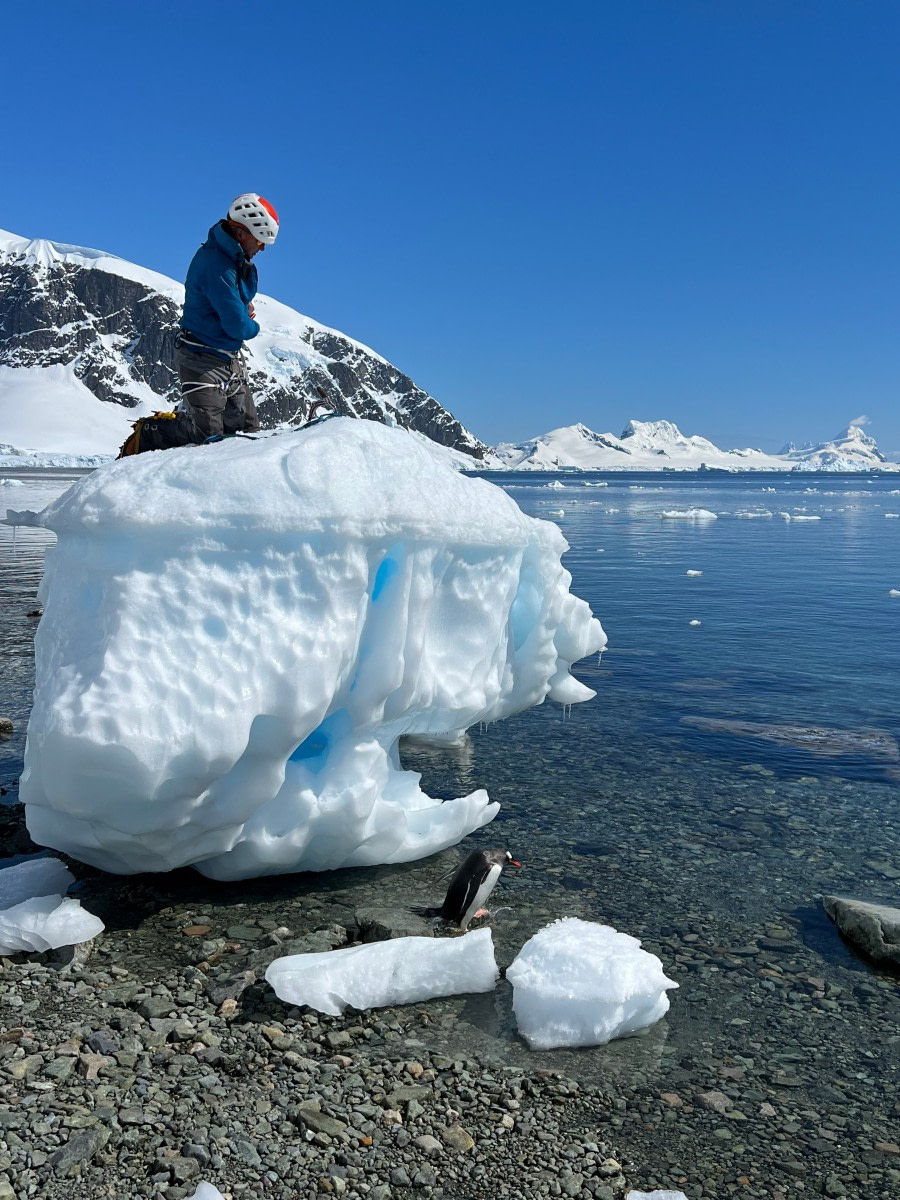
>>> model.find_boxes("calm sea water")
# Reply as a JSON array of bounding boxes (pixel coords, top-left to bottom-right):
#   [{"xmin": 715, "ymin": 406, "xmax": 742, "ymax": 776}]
[{"xmin": 2, "ymin": 467, "xmax": 898, "ymax": 1192}]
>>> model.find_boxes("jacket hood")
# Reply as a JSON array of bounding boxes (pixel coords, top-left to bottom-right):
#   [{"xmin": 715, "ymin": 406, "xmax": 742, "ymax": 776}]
[{"xmin": 208, "ymin": 221, "xmax": 246, "ymax": 267}]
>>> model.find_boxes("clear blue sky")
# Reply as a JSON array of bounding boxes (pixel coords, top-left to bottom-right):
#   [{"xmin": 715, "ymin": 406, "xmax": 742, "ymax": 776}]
[{"xmin": 6, "ymin": 1, "xmax": 900, "ymax": 452}]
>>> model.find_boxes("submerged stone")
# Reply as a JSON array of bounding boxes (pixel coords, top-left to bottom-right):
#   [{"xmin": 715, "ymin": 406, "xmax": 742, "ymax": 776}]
[{"xmin": 823, "ymin": 896, "xmax": 900, "ymax": 965}]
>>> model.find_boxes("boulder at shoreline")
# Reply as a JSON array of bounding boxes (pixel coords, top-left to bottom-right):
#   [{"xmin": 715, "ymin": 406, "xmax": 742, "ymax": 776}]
[{"xmin": 822, "ymin": 895, "xmax": 900, "ymax": 965}]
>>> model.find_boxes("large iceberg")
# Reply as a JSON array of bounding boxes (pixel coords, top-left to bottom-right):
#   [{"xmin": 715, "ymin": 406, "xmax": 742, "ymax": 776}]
[{"xmin": 18, "ymin": 419, "xmax": 604, "ymax": 879}]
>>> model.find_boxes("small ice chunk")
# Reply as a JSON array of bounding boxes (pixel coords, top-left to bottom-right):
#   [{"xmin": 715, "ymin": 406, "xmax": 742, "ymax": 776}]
[
  {"xmin": 688, "ymin": 620, "xmax": 701, "ymax": 626},
  {"xmin": 3, "ymin": 507, "xmax": 42, "ymax": 526},
  {"xmin": 661, "ymin": 509, "xmax": 717, "ymax": 521},
  {"xmin": 889, "ymin": 589, "xmax": 900, "ymax": 598},
  {"xmin": 265, "ymin": 928, "xmax": 499, "ymax": 1015},
  {"xmin": 626, "ymin": 1192, "xmax": 690, "ymax": 1200},
  {"xmin": 0, "ymin": 479, "xmax": 25, "ymax": 487},
  {"xmin": 0, "ymin": 858, "xmax": 104, "ymax": 954},
  {"xmin": 187, "ymin": 1186, "xmax": 227, "ymax": 1200},
  {"xmin": 884, "ymin": 513, "xmax": 899, "ymax": 518},
  {"xmin": 0, "ymin": 858, "xmax": 75, "ymax": 907},
  {"xmin": 506, "ymin": 917, "xmax": 678, "ymax": 1049},
  {"xmin": 685, "ymin": 570, "xmax": 703, "ymax": 576}
]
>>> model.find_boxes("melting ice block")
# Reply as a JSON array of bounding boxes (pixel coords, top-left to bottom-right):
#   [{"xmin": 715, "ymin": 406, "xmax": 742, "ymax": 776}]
[
  {"xmin": 506, "ymin": 918, "xmax": 678, "ymax": 1049},
  {"xmin": 187, "ymin": 1186, "xmax": 227, "ymax": 1200},
  {"xmin": 0, "ymin": 858, "xmax": 104, "ymax": 954},
  {"xmin": 626, "ymin": 1193, "xmax": 689, "ymax": 1200},
  {"xmin": 265, "ymin": 927, "xmax": 499, "ymax": 1014},
  {"xmin": 22, "ymin": 419, "xmax": 604, "ymax": 879}
]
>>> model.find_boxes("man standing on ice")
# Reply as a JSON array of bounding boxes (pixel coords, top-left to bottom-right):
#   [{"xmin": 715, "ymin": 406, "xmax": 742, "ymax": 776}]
[{"xmin": 175, "ymin": 193, "xmax": 279, "ymax": 440}]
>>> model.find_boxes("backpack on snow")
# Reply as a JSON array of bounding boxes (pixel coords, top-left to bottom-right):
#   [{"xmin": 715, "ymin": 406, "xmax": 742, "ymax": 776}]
[{"xmin": 117, "ymin": 410, "xmax": 199, "ymax": 458}]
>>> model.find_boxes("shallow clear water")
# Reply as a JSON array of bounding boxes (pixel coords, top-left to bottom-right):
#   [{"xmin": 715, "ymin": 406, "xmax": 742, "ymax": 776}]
[{"xmin": 2, "ymin": 467, "xmax": 899, "ymax": 1194}]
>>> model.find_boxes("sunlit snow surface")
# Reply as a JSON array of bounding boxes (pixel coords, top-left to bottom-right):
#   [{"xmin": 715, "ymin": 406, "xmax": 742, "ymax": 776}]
[
  {"xmin": 266, "ymin": 928, "xmax": 499, "ymax": 1014},
  {"xmin": 506, "ymin": 918, "xmax": 678, "ymax": 1049},
  {"xmin": 19, "ymin": 420, "xmax": 604, "ymax": 879}
]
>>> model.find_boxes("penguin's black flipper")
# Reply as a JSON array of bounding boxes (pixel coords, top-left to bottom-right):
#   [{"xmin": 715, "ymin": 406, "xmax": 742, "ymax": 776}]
[{"xmin": 409, "ymin": 905, "xmax": 444, "ymax": 919}]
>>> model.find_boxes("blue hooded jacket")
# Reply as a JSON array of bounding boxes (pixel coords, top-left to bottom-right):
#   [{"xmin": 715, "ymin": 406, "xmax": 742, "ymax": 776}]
[{"xmin": 179, "ymin": 221, "xmax": 260, "ymax": 352}]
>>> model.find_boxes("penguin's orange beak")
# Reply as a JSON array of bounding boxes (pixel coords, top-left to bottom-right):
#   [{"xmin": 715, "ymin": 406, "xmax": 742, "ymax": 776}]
[{"xmin": 509, "ymin": 858, "xmax": 522, "ymax": 868}]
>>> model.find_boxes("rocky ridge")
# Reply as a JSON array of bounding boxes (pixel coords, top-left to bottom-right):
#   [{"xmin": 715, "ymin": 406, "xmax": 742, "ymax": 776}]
[{"xmin": 0, "ymin": 230, "xmax": 486, "ymax": 460}]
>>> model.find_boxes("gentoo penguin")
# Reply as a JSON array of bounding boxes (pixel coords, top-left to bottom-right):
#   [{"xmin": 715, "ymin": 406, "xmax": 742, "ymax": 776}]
[{"xmin": 417, "ymin": 849, "xmax": 522, "ymax": 930}]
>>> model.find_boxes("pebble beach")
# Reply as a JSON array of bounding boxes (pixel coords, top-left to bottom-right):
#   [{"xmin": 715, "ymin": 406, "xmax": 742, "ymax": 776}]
[{"xmin": 1, "ymin": 799, "xmax": 899, "ymax": 1200}]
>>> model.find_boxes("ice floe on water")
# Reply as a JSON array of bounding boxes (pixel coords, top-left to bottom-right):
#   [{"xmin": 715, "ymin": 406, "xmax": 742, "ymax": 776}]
[
  {"xmin": 688, "ymin": 620, "xmax": 701, "ymax": 626},
  {"xmin": 735, "ymin": 509, "xmax": 774, "ymax": 519},
  {"xmin": 14, "ymin": 420, "xmax": 604, "ymax": 880},
  {"xmin": 889, "ymin": 589, "xmax": 900, "ymax": 598},
  {"xmin": 660, "ymin": 508, "xmax": 717, "ymax": 521},
  {"xmin": 265, "ymin": 928, "xmax": 499, "ymax": 1014},
  {"xmin": 780, "ymin": 512, "xmax": 821, "ymax": 521},
  {"xmin": 0, "ymin": 858, "xmax": 104, "ymax": 954},
  {"xmin": 685, "ymin": 569, "xmax": 703, "ymax": 576},
  {"xmin": 505, "ymin": 918, "xmax": 678, "ymax": 1049}
]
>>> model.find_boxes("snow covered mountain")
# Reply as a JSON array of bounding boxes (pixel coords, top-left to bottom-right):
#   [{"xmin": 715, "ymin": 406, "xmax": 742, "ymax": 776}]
[
  {"xmin": 491, "ymin": 419, "xmax": 900, "ymax": 473},
  {"xmin": 1, "ymin": 228, "xmax": 895, "ymax": 474},
  {"xmin": 779, "ymin": 423, "xmax": 893, "ymax": 471},
  {"xmin": 0, "ymin": 229, "xmax": 486, "ymax": 460}
]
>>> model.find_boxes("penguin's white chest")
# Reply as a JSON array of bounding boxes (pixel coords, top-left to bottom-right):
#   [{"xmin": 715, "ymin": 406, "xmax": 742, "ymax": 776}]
[{"xmin": 459, "ymin": 862, "xmax": 503, "ymax": 930}]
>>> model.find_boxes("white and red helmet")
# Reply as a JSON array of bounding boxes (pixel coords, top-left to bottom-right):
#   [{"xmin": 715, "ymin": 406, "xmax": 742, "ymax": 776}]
[{"xmin": 228, "ymin": 193, "xmax": 279, "ymax": 244}]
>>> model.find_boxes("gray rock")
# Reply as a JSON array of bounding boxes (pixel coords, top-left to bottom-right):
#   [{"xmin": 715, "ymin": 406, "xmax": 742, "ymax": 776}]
[
  {"xmin": 233, "ymin": 1138, "xmax": 262, "ymax": 1167},
  {"xmin": 138, "ymin": 996, "xmax": 177, "ymax": 1019},
  {"xmin": 205, "ymin": 970, "xmax": 257, "ymax": 1007},
  {"xmin": 442, "ymin": 1124, "xmax": 476, "ymax": 1152},
  {"xmin": 294, "ymin": 1107, "xmax": 348, "ymax": 1138},
  {"xmin": 823, "ymin": 896, "xmax": 900, "ymax": 964},
  {"xmin": 86, "ymin": 1031, "xmax": 119, "ymax": 1055},
  {"xmin": 354, "ymin": 907, "xmax": 433, "ymax": 941},
  {"xmin": 414, "ymin": 1134, "xmax": 443, "ymax": 1154},
  {"xmin": 181, "ymin": 1143, "xmax": 211, "ymax": 1166},
  {"xmin": 46, "ymin": 1126, "xmax": 110, "ymax": 1173}
]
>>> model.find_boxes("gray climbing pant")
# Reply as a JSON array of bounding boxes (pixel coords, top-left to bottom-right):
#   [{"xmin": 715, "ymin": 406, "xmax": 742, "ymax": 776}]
[{"xmin": 174, "ymin": 336, "xmax": 260, "ymax": 439}]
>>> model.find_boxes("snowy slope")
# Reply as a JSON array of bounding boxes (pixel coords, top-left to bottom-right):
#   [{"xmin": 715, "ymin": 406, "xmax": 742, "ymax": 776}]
[
  {"xmin": 490, "ymin": 419, "xmax": 900, "ymax": 473},
  {"xmin": 781, "ymin": 423, "xmax": 893, "ymax": 471},
  {"xmin": 0, "ymin": 363, "xmax": 148, "ymax": 457}
]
